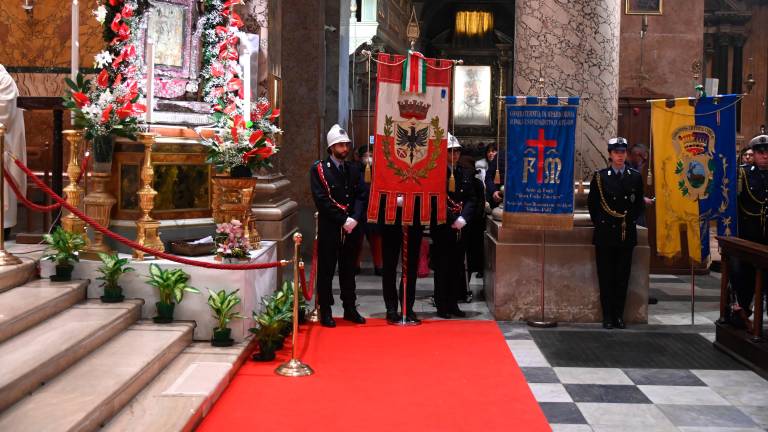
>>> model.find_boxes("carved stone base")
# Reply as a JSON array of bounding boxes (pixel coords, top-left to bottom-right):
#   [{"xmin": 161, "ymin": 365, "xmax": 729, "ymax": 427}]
[{"xmin": 81, "ymin": 172, "xmax": 116, "ymax": 260}]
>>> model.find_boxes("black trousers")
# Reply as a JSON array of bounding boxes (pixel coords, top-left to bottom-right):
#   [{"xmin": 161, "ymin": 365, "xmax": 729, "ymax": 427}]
[
  {"xmin": 595, "ymin": 246, "xmax": 634, "ymax": 322},
  {"xmin": 432, "ymin": 223, "xmax": 467, "ymax": 313},
  {"xmin": 465, "ymin": 215, "xmax": 485, "ymax": 274},
  {"xmin": 730, "ymin": 258, "xmax": 768, "ymax": 315},
  {"xmin": 380, "ymin": 222, "xmax": 423, "ymax": 313},
  {"xmin": 316, "ymin": 220, "xmax": 362, "ymax": 310}
]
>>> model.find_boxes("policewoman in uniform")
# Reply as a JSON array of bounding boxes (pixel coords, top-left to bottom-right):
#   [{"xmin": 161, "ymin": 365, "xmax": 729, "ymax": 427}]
[
  {"xmin": 587, "ymin": 137, "xmax": 645, "ymax": 329},
  {"xmin": 309, "ymin": 124, "xmax": 368, "ymax": 327},
  {"xmin": 431, "ymin": 134, "xmax": 477, "ymax": 318},
  {"xmin": 733, "ymin": 134, "xmax": 768, "ymax": 324}
]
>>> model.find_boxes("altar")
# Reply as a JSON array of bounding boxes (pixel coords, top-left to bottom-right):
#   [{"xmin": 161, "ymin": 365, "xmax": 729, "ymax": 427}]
[{"xmin": 40, "ymin": 242, "xmax": 278, "ymax": 342}]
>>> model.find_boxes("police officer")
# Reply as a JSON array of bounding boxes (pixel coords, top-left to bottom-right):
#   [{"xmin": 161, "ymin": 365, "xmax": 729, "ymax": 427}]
[
  {"xmin": 733, "ymin": 134, "xmax": 768, "ymax": 325},
  {"xmin": 309, "ymin": 124, "xmax": 368, "ymax": 327},
  {"xmin": 587, "ymin": 137, "xmax": 645, "ymax": 329},
  {"xmin": 431, "ymin": 134, "xmax": 477, "ymax": 318}
]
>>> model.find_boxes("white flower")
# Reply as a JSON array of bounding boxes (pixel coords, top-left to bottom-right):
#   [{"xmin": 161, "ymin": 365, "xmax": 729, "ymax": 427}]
[
  {"xmin": 97, "ymin": 90, "xmax": 113, "ymax": 108},
  {"xmin": 94, "ymin": 50, "xmax": 113, "ymax": 68},
  {"xmin": 82, "ymin": 104, "xmax": 102, "ymax": 120},
  {"xmin": 93, "ymin": 6, "xmax": 107, "ymax": 24}
]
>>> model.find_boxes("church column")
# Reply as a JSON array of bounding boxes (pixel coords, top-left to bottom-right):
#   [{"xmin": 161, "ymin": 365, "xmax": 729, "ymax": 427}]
[{"xmin": 513, "ymin": 0, "xmax": 621, "ymax": 171}]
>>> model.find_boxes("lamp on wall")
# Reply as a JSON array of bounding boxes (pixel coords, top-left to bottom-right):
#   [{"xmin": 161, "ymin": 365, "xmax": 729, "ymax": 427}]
[
  {"xmin": 21, "ymin": 0, "xmax": 34, "ymax": 15},
  {"xmin": 745, "ymin": 57, "xmax": 756, "ymax": 94}
]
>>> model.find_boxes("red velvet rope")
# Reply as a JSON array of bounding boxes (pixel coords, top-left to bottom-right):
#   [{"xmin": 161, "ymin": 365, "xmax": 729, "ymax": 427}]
[
  {"xmin": 13, "ymin": 157, "xmax": 286, "ymax": 270},
  {"xmin": 4, "ymin": 169, "xmax": 62, "ymax": 212},
  {"xmin": 299, "ymin": 260, "xmax": 312, "ymax": 301}
]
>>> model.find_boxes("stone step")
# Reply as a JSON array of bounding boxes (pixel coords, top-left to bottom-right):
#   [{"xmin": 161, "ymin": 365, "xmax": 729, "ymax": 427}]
[
  {"xmin": 0, "ymin": 279, "xmax": 88, "ymax": 344},
  {"xmin": 0, "ymin": 300, "xmax": 143, "ymax": 412},
  {"xmin": 0, "ymin": 321, "xmax": 194, "ymax": 432},
  {"xmin": 0, "ymin": 259, "xmax": 38, "ymax": 294},
  {"xmin": 104, "ymin": 341, "xmax": 254, "ymax": 432}
]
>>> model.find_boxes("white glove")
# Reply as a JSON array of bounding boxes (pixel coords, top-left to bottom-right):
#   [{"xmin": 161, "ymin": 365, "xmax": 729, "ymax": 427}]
[
  {"xmin": 343, "ymin": 217, "xmax": 358, "ymax": 233},
  {"xmin": 451, "ymin": 216, "xmax": 467, "ymax": 230},
  {"xmin": 396, "ymin": 195, "xmax": 404, "ymax": 207}
]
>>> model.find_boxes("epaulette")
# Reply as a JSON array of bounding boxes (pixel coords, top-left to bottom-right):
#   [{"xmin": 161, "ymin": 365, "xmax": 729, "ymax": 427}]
[{"xmin": 627, "ymin": 167, "xmax": 639, "ymax": 174}]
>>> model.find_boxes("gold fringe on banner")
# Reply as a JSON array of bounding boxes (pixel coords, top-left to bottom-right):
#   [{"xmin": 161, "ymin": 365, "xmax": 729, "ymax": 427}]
[
  {"xmin": 364, "ymin": 163, "xmax": 371, "ymax": 183},
  {"xmin": 448, "ymin": 172, "xmax": 455, "ymax": 192},
  {"xmin": 493, "ymin": 169, "xmax": 500, "ymax": 185},
  {"xmin": 502, "ymin": 212, "xmax": 574, "ymax": 231}
]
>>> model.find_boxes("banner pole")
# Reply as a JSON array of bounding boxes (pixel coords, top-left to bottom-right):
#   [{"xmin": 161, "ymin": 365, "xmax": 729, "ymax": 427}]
[
  {"xmin": 527, "ymin": 231, "xmax": 557, "ymax": 328},
  {"xmin": 393, "ymin": 225, "xmax": 419, "ymax": 326},
  {"xmin": 691, "ymin": 257, "xmax": 696, "ymax": 326}
]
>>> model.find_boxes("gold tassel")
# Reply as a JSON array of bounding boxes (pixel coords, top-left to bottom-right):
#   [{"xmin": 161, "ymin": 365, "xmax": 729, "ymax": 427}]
[
  {"xmin": 449, "ymin": 172, "xmax": 456, "ymax": 192},
  {"xmin": 493, "ymin": 169, "xmax": 500, "ymax": 185},
  {"xmin": 364, "ymin": 163, "xmax": 371, "ymax": 183}
]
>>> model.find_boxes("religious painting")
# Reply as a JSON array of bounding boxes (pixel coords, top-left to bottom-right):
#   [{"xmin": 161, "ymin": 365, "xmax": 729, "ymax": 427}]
[
  {"xmin": 625, "ymin": 0, "xmax": 663, "ymax": 15},
  {"xmin": 147, "ymin": 3, "xmax": 186, "ymax": 67},
  {"xmin": 453, "ymin": 65, "xmax": 491, "ymax": 126},
  {"xmin": 119, "ymin": 164, "xmax": 210, "ymax": 212}
]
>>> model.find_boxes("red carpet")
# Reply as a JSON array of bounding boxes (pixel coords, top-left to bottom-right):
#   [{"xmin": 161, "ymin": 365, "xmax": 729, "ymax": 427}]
[{"xmin": 198, "ymin": 319, "xmax": 550, "ymax": 432}]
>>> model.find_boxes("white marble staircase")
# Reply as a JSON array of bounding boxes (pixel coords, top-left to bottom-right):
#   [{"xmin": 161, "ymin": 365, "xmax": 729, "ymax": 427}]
[{"xmin": 0, "ymin": 245, "xmax": 254, "ymax": 431}]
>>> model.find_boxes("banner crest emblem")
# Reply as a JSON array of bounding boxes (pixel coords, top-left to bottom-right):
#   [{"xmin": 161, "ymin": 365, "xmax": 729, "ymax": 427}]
[{"xmin": 672, "ymin": 125, "xmax": 715, "ymax": 200}]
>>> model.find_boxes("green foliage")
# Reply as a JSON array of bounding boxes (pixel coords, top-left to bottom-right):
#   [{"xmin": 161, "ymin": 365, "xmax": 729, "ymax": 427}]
[
  {"xmin": 248, "ymin": 281, "xmax": 299, "ymax": 345},
  {"xmin": 42, "ymin": 227, "xmax": 86, "ymax": 266},
  {"xmin": 146, "ymin": 264, "xmax": 200, "ymax": 305},
  {"xmin": 207, "ymin": 288, "xmax": 244, "ymax": 330},
  {"xmin": 96, "ymin": 253, "xmax": 134, "ymax": 291}
]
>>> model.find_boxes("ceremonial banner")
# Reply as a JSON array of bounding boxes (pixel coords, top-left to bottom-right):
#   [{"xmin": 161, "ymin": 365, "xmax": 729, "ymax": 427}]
[
  {"xmin": 502, "ymin": 96, "xmax": 579, "ymax": 230},
  {"xmin": 651, "ymin": 94, "xmax": 739, "ymax": 262},
  {"xmin": 367, "ymin": 52, "xmax": 452, "ymax": 225}
]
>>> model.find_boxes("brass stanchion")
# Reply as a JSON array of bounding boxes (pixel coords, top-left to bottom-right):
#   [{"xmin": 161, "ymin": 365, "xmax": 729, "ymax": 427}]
[
  {"xmin": 308, "ymin": 212, "xmax": 320, "ymax": 322},
  {"xmin": 133, "ymin": 132, "xmax": 163, "ymax": 260},
  {"xmin": 275, "ymin": 232, "xmax": 314, "ymax": 377},
  {"xmin": 0, "ymin": 123, "xmax": 22, "ymax": 266},
  {"xmin": 61, "ymin": 130, "xmax": 86, "ymax": 238}
]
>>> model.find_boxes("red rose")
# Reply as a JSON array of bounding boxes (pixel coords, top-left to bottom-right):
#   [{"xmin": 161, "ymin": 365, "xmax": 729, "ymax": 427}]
[
  {"xmin": 101, "ymin": 105, "xmax": 113, "ymax": 124},
  {"xmin": 97, "ymin": 70, "xmax": 110, "ymax": 88},
  {"xmin": 72, "ymin": 92, "xmax": 90, "ymax": 108},
  {"xmin": 118, "ymin": 23, "xmax": 130, "ymax": 41},
  {"xmin": 121, "ymin": 5, "xmax": 133, "ymax": 18}
]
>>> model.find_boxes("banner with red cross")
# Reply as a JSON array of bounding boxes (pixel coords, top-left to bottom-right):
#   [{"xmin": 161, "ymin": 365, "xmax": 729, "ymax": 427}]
[{"xmin": 367, "ymin": 52, "xmax": 453, "ymax": 226}]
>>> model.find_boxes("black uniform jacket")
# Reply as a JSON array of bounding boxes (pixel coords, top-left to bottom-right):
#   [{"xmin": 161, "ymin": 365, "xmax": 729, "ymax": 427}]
[
  {"xmin": 443, "ymin": 165, "xmax": 477, "ymax": 226},
  {"xmin": 738, "ymin": 164, "xmax": 768, "ymax": 244},
  {"xmin": 309, "ymin": 156, "xmax": 368, "ymax": 227},
  {"xmin": 587, "ymin": 167, "xmax": 645, "ymax": 247}
]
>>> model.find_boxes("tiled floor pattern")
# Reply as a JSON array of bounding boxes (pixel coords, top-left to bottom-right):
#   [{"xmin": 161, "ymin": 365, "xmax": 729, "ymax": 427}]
[{"xmin": 331, "ymin": 269, "xmax": 767, "ymax": 431}]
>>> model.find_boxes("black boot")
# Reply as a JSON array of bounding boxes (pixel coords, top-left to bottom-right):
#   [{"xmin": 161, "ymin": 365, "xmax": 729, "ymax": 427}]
[
  {"xmin": 343, "ymin": 307, "xmax": 366, "ymax": 324},
  {"xmin": 320, "ymin": 307, "xmax": 336, "ymax": 328},
  {"xmin": 386, "ymin": 309, "xmax": 402, "ymax": 324}
]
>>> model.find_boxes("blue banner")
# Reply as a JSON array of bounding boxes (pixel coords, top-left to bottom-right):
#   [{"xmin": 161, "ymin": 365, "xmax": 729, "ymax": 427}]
[{"xmin": 503, "ymin": 99, "xmax": 577, "ymax": 229}]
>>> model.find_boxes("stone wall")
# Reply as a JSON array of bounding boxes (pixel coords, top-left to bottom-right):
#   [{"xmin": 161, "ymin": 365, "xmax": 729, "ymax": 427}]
[{"xmin": 514, "ymin": 0, "xmax": 621, "ymax": 171}]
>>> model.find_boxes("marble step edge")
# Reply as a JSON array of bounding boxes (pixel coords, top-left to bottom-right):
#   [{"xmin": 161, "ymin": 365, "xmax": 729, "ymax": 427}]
[
  {"xmin": 0, "ymin": 279, "xmax": 88, "ymax": 344},
  {"xmin": 104, "ymin": 338, "xmax": 256, "ymax": 432},
  {"xmin": 0, "ymin": 299, "xmax": 144, "ymax": 413},
  {"xmin": 0, "ymin": 321, "xmax": 194, "ymax": 432},
  {"xmin": 0, "ymin": 259, "xmax": 38, "ymax": 294}
]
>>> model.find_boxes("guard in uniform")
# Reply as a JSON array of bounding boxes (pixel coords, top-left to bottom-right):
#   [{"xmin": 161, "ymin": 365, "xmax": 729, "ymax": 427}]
[
  {"xmin": 733, "ymin": 134, "xmax": 768, "ymax": 325},
  {"xmin": 431, "ymin": 134, "xmax": 477, "ymax": 318},
  {"xmin": 309, "ymin": 124, "xmax": 368, "ymax": 327},
  {"xmin": 587, "ymin": 137, "xmax": 645, "ymax": 329}
]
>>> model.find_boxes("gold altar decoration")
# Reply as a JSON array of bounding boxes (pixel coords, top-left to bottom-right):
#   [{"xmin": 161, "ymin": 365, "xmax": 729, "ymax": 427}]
[
  {"xmin": 82, "ymin": 130, "xmax": 120, "ymax": 261},
  {"xmin": 211, "ymin": 175, "xmax": 261, "ymax": 248},
  {"xmin": 0, "ymin": 124, "xmax": 22, "ymax": 266},
  {"xmin": 133, "ymin": 132, "xmax": 164, "ymax": 260},
  {"xmin": 61, "ymin": 130, "xmax": 87, "ymax": 238}
]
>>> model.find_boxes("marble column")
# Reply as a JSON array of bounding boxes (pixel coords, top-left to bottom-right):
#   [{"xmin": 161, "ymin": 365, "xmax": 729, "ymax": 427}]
[{"xmin": 514, "ymin": 0, "xmax": 621, "ymax": 173}]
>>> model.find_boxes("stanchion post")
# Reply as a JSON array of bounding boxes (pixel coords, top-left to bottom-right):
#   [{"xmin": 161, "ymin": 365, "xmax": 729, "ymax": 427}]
[
  {"xmin": 276, "ymin": 232, "xmax": 314, "ymax": 377},
  {"xmin": 61, "ymin": 130, "xmax": 87, "ymax": 238},
  {"xmin": 0, "ymin": 124, "xmax": 22, "ymax": 265},
  {"xmin": 308, "ymin": 212, "xmax": 320, "ymax": 323},
  {"xmin": 133, "ymin": 132, "xmax": 163, "ymax": 260}
]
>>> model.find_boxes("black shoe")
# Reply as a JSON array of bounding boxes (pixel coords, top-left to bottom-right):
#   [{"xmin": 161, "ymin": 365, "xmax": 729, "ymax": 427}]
[
  {"xmin": 386, "ymin": 310, "xmax": 402, "ymax": 323},
  {"xmin": 343, "ymin": 308, "xmax": 366, "ymax": 324},
  {"xmin": 602, "ymin": 320, "xmax": 613, "ymax": 329},
  {"xmin": 405, "ymin": 312, "xmax": 421, "ymax": 324},
  {"xmin": 374, "ymin": 267, "xmax": 383, "ymax": 276},
  {"xmin": 320, "ymin": 314, "xmax": 336, "ymax": 328},
  {"xmin": 614, "ymin": 318, "xmax": 626, "ymax": 329},
  {"xmin": 449, "ymin": 307, "xmax": 467, "ymax": 318},
  {"xmin": 436, "ymin": 311, "xmax": 452, "ymax": 319}
]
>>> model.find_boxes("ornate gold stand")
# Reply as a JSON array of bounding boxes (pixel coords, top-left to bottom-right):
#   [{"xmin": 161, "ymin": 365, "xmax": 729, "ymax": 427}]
[
  {"xmin": 81, "ymin": 172, "xmax": 116, "ymax": 259},
  {"xmin": 133, "ymin": 132, "xmax": 164, "ymax": 260},
  {"xmin": 276, "ymin": 233, "xmax": 314, "ymax": 377},
  {"xmin": 0, "ymin": 123, "xmax": 22, "ymax": 265},
  {"xmin": 61, "ymin": 130, "xmax": 86, "ymax": 238},
  {"xmin": 211, "ymin": 176, "xmax": 260, "ymax": 248}
]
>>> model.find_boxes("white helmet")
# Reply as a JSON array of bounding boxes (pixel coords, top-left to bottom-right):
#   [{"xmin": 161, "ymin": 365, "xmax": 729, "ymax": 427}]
[
  {"xmin": 327, "ymin": 124, "xmax": 351, "ymax": 148},
  {"xmin": 447, "ymin": 133, "xmax": 462, "ymax": 150}
]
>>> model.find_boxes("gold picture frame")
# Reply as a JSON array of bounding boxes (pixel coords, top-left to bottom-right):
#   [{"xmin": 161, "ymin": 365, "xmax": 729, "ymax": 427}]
[{"xmin": 625, "ymin": 0, "xmax": 663, "ymax": 15}]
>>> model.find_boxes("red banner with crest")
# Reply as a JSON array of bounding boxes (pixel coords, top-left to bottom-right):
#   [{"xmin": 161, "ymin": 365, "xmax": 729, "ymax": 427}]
[{"xmin": 367, "ymin": 52, "xmax": 452, "ymax": 226}]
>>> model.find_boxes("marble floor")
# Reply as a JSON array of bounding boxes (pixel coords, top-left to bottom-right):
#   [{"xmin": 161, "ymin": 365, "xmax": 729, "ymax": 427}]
[{"xmin": 328, "ymin": 268, "xmax": 768, "ymax": 431}]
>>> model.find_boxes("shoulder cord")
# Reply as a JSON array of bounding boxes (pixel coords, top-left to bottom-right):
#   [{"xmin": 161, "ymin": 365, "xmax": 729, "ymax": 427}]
[
  {"xmin": 738, "ymin": 166, "xmax": 768, "ymax": 235},
  {"xmin": 595, "ymin": 172, "xmax": 628, "ymax": 241},
  {"xmin": 448, "ymin": 197, "xmax": 463, "ymax": 215},
  {"xmin": 316, "ymin": 163, "xmax": 349, "ymax": 213}
]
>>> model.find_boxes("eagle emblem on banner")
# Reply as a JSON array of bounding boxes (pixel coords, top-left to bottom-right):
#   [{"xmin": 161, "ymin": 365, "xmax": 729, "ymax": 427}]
[
  {"xmin": 382, "ymin": 99, "xmax": 442, "ymax": 183},
  {"xmin": 672, "ymin": 125, "xmax": 716, "ymax": 200}
]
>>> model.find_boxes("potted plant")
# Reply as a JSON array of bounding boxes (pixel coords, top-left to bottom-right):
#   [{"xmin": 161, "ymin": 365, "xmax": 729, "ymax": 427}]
[
  {"xmin": 207, "ymin": 288, "xmax": 244, "ymax": 347},
  {"xmin": 249, "ymin": 292, "xmax": 292, "ymax": 361},
  {"xmin": 146, "ymin": 263, "xmax": 200, "ymax": 323},
  {"xmin": 96, "ymin": 252, "xmax": 134, "ymax": 303},
  {"xmin": 42, "ymin": 227, "xmax": 86, "ymax": 281},
  {"xmin": 214, "ymin": 219, "xmax": 251, "ymax": 263}
]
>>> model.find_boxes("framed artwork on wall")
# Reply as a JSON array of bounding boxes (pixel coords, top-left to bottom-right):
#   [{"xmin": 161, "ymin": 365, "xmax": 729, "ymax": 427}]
[
  {"xmin": 625, "ymin": 0, "xmax": 663, "ymax": 15},
  {"xmin": 453, "ymin": 65, "xmax": 492, "ymax": 126}
]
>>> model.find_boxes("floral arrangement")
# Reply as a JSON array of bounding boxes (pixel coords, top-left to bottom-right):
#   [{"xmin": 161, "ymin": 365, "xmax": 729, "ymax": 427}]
[
  {"xmin": 62, "ymin": 0, "xmax": 149, "ymax": 143},
  {"xmin": 197, "ymin": 0, "xmax": 281, "ymax": 174},
  {"xmin": 214, "ymin": 219, "xmax": 251, "ymax": 259}
]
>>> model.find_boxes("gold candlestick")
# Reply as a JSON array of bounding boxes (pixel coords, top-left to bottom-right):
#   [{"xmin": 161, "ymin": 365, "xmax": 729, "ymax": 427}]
[
  {"xmin": 0, "ymin": 123, "xmax": 22, "ymax": 265},
  {"xmin": 82, "ymin": 172, "xmax": 116, "ymax": 259},
  {"xmin": 133, "ymin": 132, "xmax": 163, "ymax": 260},
  {"xmin": 61, "ymin": 130, "xmax": 86, "ymax": 238}
]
